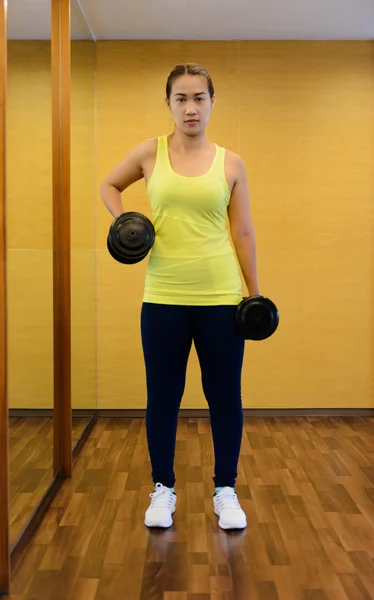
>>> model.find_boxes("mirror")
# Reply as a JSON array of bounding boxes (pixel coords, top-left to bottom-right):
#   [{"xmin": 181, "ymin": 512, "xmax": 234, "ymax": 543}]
[
  {"xmin": 6, "ymin": 0, "xmax": 54, "ymax": 547},
  {"xmin": 70, "ymin": 0, "xmax": 97, "ymax": 445}
]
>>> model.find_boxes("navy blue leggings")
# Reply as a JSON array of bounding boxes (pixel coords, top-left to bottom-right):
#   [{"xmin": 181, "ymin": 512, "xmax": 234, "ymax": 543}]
[{"xmin": 140, "ymin": 303, "xmax": 245, "ymax": 488}]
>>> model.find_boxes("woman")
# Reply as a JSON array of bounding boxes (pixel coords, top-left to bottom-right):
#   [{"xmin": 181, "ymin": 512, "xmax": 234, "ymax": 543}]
[{"xmin": 100, "ymin": 64, "xmax": 259, "ymax": 530}]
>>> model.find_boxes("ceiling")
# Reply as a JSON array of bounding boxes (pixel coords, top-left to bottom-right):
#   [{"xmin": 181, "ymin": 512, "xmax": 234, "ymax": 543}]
[{"xmin": 7, "ymin": 0, "xmax": 374, "ymax": 41}]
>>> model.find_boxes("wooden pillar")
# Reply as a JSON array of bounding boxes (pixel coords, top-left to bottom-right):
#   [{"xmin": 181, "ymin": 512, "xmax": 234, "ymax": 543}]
[
  {"xmin": 0, "ymin": 0, "xmax": 9, "ymax": 593},
  {"xmin": 52, "ymin": 0, "xmax": 72, "ymax": 477}
]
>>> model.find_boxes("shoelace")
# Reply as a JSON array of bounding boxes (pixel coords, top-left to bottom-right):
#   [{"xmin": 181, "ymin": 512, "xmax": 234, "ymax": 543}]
[
  {"xmin": 149, "ymin": 483, "xmax": 174, "ymax": 509},
  {"xmin": 216, "ymin": 490, "xmax": 241, "ymax": 511}
]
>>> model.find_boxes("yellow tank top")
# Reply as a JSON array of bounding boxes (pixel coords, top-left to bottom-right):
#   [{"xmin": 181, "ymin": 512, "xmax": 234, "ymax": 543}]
[{"xmin": 143, "ymin": 135, "xmax": 243, "ymax": 306}]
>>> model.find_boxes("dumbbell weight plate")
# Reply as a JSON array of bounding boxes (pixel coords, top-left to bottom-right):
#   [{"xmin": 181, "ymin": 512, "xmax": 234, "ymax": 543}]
[
  {"xmin": 236, "ymin": 295, "xmax": 279, "ymax": 340},
  {"xmin": 107, "ymin": 212, "xmax": 155, "ymax": 264}
]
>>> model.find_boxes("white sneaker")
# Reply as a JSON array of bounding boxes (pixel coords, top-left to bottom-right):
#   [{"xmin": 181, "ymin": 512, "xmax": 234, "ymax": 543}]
[
  {"xmin": 144, "ymin": 483, "xmax": 177, "ymax": 528},
  {"xmin": 213, "ymin": 487, "xmax": 247, "ymax": 530}
]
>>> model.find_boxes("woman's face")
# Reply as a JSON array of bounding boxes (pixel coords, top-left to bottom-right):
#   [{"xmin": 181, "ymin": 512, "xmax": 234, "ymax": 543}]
[{"xmin": 166, "ymin": 74, "xmax": 215, "ymax": 136}]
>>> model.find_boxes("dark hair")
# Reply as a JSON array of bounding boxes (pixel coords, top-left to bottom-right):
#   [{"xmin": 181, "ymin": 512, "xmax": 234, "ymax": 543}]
[{"xmin": 166, "ymin": 63, "xmax": 215, "ymax": 100}]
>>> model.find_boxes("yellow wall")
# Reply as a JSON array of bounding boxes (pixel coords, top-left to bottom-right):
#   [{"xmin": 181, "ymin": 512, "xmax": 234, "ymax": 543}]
[
  {"xmin": 96, "ymin": 41, "xmax": 374, "ymax": 409},
  {"xmin": 7, "ymin": 41, "xmax": 96, "ymax": 409},
  {"xmin": 7, "ymin": 40, "xmax": 374, "ymax": 410},
  {"xmin": 70, "ymin": 40, "xmax": 96, "ymax": 409},
  {"xmin": 7, "ymin": 41, "xmax": 54, "ymax": 409}
]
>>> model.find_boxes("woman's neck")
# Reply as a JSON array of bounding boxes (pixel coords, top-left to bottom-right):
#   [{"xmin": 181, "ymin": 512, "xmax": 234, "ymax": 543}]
[{"xmin": 168, "ymin": 130, "xmax": 213, "ymax": 154}]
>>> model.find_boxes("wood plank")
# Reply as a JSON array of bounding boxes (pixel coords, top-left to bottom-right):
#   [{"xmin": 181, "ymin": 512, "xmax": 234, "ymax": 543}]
[
  {"xmin": 9, "ymin": 416, "xmax": 53, "ymax": 547},
  {"xmin": 5, "ymin": 416, "xmax": 374, "ymax": 599}
]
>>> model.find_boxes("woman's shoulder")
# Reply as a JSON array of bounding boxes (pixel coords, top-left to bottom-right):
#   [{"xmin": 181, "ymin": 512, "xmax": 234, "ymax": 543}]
[
  {"xmin": 126, "ymin": 137, "xmax": 159, "ymax": 171},
  {"xmin": 222, "ymin": 146, "xmax": 243, "ymax": 162},
  {"xmin": 222, "ymin": 147, "xmax": 246, "ymax": 173},
  {"xmin": 138, "ymin": 136, "xmax": 159, "ymax": 157}
]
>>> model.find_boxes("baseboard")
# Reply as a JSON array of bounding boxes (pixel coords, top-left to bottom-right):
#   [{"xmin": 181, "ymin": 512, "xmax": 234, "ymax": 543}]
[
  {"xmin": 9, "ymin": 409, "xmax": 96, "ymax": 418},
  {"xmin": 9, "ymin": 407, "xmax": 374, "ymax": 420},
  {"xmin": 96, "ymin": 408, "xmax": 374, "ymax": 418}
]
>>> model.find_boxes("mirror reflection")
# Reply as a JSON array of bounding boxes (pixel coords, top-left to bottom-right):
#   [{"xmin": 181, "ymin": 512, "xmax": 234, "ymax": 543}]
[
  {"xmin": 70, "ymin": 0, "xmax": 97, "ymax": 445},
  {"xmin": 7, "ymin": 0, "xmax": 54, "ymax": 547}
]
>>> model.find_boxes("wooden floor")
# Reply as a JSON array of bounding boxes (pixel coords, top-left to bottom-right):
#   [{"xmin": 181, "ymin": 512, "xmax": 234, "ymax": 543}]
[
  {"xmin": 9, "ymin": 417, "xmax": 91, "ymax": 547},
  {"xmin": 6, "ymin": 416, "xmax": 374, "ymax": 600}
]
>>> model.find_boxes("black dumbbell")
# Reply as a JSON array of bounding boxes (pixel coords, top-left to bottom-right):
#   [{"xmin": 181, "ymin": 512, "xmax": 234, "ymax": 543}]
[
  {"xmin": 107, "ymin": 212, "xmax": 155, "ymax": 264},
  {"xmin": 236, "ymin": 295, "xmax": 279, "ymax": 340}
]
